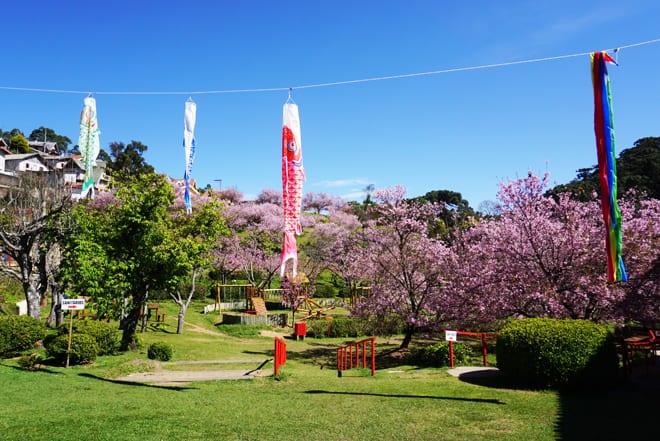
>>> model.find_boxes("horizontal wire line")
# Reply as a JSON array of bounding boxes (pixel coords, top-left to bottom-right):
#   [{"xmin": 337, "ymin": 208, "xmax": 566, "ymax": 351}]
[{"xmin": 1, "ymin": 37, "xmax": 659, "ymax": 96}]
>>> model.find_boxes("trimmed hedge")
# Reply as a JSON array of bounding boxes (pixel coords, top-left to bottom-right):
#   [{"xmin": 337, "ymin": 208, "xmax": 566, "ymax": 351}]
[
  {"xmin": 44, "ymin": 333, "xmax": 98, "ymax": 366},
  {"xmin": 304, "ymin": 316, "xmax": 404, "ymax": 338},
  {"xmin": 148, "ymin": 342, "xmax": 173, "ymax": 361},
  {"xmin": 496, "ymin": 318, "xmax": 618, "ymax": 389},
  {"xmin": 407, "ymin": 342, "xmax": 473, "ymax": 367},
  {"xmin": 68, "ymin": 320, "xmax": 121, "ymax": 356},
  {"xmin": 0, "ymin": 315, "xmax": 47, "ymax": 358}
]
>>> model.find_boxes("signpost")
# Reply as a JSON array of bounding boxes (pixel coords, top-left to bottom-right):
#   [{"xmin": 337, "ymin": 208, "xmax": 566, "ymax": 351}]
[
  {"xmin": 63, "ymin": 298, "xmax": 85, "ymax": 368},
  {"xmin": 445, "ymin": 330, "xmax": 457, "ymax": 368}
]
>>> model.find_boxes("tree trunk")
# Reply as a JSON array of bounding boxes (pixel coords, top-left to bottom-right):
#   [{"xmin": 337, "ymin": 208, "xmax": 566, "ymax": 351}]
[
  {"xmin": 177, "ymin": 304, "xmax": 187, "ymax": 334},
  {"xmin": 120, "ymin": 290, "xmax": 148, "ymax": 350},
  {"xmin": 24, "ymin": 279, "xmax": 42, "ymax": 319},
  {"xmin": 400, "ymin": 325, "xmax": 414, "ymax": 349}
]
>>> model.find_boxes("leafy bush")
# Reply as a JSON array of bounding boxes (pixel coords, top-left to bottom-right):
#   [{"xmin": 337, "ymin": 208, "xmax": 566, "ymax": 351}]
[
  {"xmin": 18, "ymin": 353, "xmax": 42, "ymax": 370},
  {"xmin": 0, "ymin": 315, "xmax": 47, "ymax": 357},
  {"xmin": 306, "ymin": 317, "xmax": 364, "ymax": 338},
  {"xmin": 44, "ymin": 333, "xmax": 98, "ymax": 366},
  {"xmin": 147, "ymin": 342, "xmax": 173, "ymax": 361},
  {"xmin": 69, "ymin": 320, "xmax": 121, "ymax": 355},
  {"xmin": 496, "ymin": 318, "xmax": 618, "ymax": 389},
  {"xmin": 305, "ymin": 316, "xmax": 405, "ymax": 338},
  {"xmin": 407, "ymin": 342, "xmax": 473, "ymax": 367}
]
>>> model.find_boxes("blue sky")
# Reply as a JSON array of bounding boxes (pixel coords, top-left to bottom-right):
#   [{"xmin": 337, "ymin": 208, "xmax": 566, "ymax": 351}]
[{"xmin": 2, "ymin": 0, "xmax": 659, "ymax": 208}]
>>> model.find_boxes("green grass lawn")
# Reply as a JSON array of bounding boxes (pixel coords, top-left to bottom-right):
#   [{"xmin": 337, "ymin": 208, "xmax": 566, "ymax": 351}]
[{"xmin": 1, "ymin": 300, "xmax": 658, "ymax": 441}]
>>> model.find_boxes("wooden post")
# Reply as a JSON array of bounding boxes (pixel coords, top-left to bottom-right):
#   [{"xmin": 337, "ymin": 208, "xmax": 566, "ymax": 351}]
[
  {"xmin": 371, "ymin": 337, "xmax": 376, "ymax": 376},
  {"xmin": 216, "ymin": 284, "xmax": 220, "ymax": 315},
  {"xmin": 449, "ymin": 340, "xmax": 454, "ymax": 368},
  {"xmin": 65, "ymin": 311, "xmax": 74, "ymax": 368},
  {"xmin": 482, "ymin": 334, "xmax": 488, "ymax": 366}
]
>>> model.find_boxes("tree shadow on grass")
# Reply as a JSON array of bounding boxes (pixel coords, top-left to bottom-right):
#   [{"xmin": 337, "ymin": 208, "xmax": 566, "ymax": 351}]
[
  {"xmin": 304, "ymin": 389, "xmax": 505, "ymax": 404},
  {"xmin": 78, "ymin": 373, "xmax": 198, "ymax": 391},
  {"xmin": 555, "ymin": 380, "xmax": 659, "ymax": 440},
  {"xmin": 457, "ymin": 364, "xmax": 660, "ymax": 440},
  {"xmin": 0, "ymin": 363, "xmax": 62, "ymax": 375}
]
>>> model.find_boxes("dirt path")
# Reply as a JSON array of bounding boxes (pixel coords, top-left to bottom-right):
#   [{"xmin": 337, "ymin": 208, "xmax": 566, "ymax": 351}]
[{"xmin": 114, "ymin": 359, "xmax": 272, "ymax": 384}]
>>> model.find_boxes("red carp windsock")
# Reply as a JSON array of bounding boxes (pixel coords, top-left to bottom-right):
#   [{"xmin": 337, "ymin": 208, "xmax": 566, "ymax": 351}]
[{"xmin": 280, "ymin": 101, "xmax": 305, "ymax": 278}]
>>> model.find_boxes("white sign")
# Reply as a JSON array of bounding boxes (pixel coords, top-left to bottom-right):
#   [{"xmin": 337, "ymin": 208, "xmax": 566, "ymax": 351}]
[
  {"xmin": 62, "ymin": 298, "xmax": 85, "ymax": 310},
  {"xmin": 445, "ymin": 330, "xmax": 457, "ymax": 342}
]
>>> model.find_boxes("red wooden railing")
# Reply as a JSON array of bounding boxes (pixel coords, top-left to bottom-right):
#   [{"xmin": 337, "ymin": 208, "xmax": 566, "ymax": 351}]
[
  {"xmin": 444, "ymin": 330, "xmax": 497, "ymax": 368},
  {"xmin": 274, "ymin": 337, "xmax": 286, "ymax": 376},
  {"xmin": 337, "ymin": 337, "xmax": 376, "ymax": 377}
]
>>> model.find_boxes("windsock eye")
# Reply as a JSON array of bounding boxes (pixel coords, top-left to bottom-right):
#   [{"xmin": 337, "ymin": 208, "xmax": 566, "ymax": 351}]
[{"xmin": 287, "ymin": 141, "xmax": 296, "ymax": 152}]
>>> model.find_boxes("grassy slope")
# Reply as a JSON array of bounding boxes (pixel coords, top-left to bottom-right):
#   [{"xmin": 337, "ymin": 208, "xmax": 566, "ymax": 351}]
[{"xmin": 0, "ymin": 300, "xmax": 657, "ymax": 441}]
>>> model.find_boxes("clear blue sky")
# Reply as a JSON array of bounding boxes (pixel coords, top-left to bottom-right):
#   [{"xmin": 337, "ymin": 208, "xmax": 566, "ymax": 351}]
[{"xmin": 3, "ymin": 0, "xmax": 659, "ymax": 208}]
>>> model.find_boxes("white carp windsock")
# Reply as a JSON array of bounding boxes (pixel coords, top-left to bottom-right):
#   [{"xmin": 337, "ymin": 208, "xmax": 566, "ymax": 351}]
[
  {"xmin": 78, "ymin": 96, "xmax": 100, "ymax": 199},
  {"xmin": 280, "ymin": 102, "xmax": 305, "ymax": 278},
  {"xmin": 183, "ymin": 98, "xmax": 197, "ymax": 214}
]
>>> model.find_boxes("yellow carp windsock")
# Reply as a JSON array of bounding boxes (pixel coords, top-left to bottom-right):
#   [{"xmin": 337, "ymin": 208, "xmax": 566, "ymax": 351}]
[{"xmin": 280, "ymin": 101, "xmax": 305, "ymax": 278}]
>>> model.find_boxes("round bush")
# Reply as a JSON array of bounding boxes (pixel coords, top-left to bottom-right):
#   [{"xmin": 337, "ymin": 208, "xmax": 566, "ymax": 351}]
[
  {"xmin": 69, "ymin": 320, "xmax": 121, "ymax": 356},
  {"xmin": 496, "ymin": 318, "xmax": 618, "ymax": 389},
  {"xmin": 148, "ymin": 342, "xmax": 173, "ymax": 361},
  {"xmin": 44, "ymin": 333, "xmax": 98, "ymax": 366},
  {"xmin": 0, "ymin": 315, "xmax": 47, "ymax": 358},
  {"xmin": 408, "ymin": 342, "xmax": 473, "ymax": 367}
]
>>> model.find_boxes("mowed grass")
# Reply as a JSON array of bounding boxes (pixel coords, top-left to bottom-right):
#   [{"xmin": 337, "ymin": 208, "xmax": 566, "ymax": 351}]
[{"xmin": 0, "ymin": 300, "xmax": 657, "ymax": 441}]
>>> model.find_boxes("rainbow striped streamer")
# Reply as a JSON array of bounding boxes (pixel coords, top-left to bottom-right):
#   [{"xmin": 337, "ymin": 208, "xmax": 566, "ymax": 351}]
[{"xmin": 591, "ymin": 51, "xmax": 627, "ymax": 282}]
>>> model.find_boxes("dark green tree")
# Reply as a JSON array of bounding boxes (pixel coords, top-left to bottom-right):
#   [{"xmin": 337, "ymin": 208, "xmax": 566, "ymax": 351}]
[
  {"xmin": 0, "ymin": 128, "xmax": 24, "ymax": 146},
  {"xmin": 549, "ymin": 137, "xmax": 660, "ymax": 200},
  {"xmin": 28, "ymin": 126, "xmax": 72, "ymax": 153},
  {"xmin": 411, "ymin": 189, "xmax": 475, "ymax": 243},
  {"xmin": 105, "ymin": 141, "xmax": 155, "ymax": 179}
]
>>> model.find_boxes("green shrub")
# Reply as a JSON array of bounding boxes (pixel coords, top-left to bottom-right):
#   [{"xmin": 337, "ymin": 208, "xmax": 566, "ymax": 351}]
[
  {"xmin": 18, "ymin": 353, "xmax": 42, "ymax": 370},
  {"xmin": 69, "ymin": 320, "xmax": 121, "ymax": 355},
  {"xmin": 44, "ymin": 333, "xmax": 98, "ymax": 366},
  {"xmin": 147, "ymin": 342, "xmax": 173, "ymax": 361},
  {"xmin": 306, "ymin": 317, "xmax": 365, "ymax": 338},
  {"xmin": 407, "ymin": 342, "xmax": 473, "ymax": 367},
  {"xmin": 0, "ymin": 315, "xmax": 47, "ymax": 357},
  {"xmin": 496, "ymin": 318, "xmax": 618, "ymax": 389}
]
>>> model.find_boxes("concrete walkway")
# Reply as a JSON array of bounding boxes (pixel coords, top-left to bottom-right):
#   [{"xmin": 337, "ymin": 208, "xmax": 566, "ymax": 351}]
[{"xmin": 446, "ymin": 366, "xmax": 501, "ymax": 378}]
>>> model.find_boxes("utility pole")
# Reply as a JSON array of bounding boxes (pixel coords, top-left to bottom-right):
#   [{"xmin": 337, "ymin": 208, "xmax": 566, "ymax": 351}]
[{"xmin": 214, "ymin": 179, "xmax": 222, "ymax": 190}]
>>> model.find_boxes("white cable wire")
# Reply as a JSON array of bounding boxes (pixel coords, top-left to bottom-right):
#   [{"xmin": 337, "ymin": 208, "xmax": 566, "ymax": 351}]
[{"xmin": 1, "ymin": 37, "xmax": 659, "ymax": 96}]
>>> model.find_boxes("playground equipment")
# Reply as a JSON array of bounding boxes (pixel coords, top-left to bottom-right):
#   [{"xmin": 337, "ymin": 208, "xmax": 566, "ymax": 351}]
[{"xmin": 281, "ymin": 272, "xmax": 337, "ymax": 321}]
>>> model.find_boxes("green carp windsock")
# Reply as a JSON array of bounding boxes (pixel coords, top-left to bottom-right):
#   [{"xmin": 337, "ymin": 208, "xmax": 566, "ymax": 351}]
[{"xmin": 78, "ymin": 96, "xmax": 100, "ymax": 198}]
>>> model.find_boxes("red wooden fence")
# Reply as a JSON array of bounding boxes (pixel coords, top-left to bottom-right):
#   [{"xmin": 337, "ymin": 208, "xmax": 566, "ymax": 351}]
[
  {"xmin": 274, "ymin": 337, "xmax": 286, "ymax": 376},
  {"xmin": 337, "ymin": 337, "xmax": 376, "ymax": 377}
]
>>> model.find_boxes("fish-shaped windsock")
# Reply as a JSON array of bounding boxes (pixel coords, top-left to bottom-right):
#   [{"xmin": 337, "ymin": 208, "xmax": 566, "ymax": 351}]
[
  {"xmin": 183, "ymin": 98, "xmax": 197, "ymax": 214},
  {"xmin": 78, "ymin": 96, "xmax": 100, "ymax": 199},
  {"xmin": 280, "ymin": 102, "xmax": 305, "ymax": 278},
  {"xmin": 591, "ymin": 51, "xmax": 626, "ymax": 282}
]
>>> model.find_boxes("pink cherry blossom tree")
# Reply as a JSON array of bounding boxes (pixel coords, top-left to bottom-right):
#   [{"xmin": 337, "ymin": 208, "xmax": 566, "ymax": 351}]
[
  {"xmin": 448, "ymin": 172, "xmax": 660, "ymax": 327},
  {"xmin": 351, "ymin": 186, "xmax": 454, "ymax": 348},
  {"xmin": 256, "ymin": 188, "xmax": 282, "ymax": 206},
  {"xmin": 302, "ymin": 191, "xmax": 346, "ymax": 214}
]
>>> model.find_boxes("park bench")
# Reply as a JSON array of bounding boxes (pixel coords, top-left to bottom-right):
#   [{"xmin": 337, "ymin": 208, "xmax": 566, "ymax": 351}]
[{"xmin": 622, "ymin": 329, "xmax": 658, "ymax": 373}]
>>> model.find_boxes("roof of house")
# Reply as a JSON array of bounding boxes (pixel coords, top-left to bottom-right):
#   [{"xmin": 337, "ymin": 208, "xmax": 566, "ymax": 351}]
[{"xmin": 29, "ymin": 141, "xmax": 59, "ymax": 155}]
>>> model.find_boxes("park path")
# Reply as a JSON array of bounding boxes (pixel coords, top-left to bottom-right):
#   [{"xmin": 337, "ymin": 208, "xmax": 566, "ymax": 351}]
[{"xmin": 114, "ymin": 359, "xmax": 271, "ymax": 384}]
